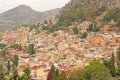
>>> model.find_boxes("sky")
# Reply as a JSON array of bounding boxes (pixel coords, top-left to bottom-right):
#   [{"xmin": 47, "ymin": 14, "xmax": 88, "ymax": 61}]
[{"xmin": 0, "ymin": 0, "xmax": 70, "ymax": 13}]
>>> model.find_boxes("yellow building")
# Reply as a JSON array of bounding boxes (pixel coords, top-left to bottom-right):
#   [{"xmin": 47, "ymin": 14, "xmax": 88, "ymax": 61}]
[{"xmin": 37, "ymin": 69, "xmax": 47, "ymax": 78}]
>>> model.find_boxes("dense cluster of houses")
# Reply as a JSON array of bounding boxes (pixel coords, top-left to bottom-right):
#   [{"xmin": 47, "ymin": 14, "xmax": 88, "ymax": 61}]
[{"xmin": 0, "ymin": 21, "xmax": 120, "ymax": 80}]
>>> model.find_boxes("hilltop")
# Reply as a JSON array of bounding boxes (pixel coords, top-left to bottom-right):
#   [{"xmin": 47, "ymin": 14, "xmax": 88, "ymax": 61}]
[{"xmin": 0, "ymin": 5, "xmax": 60, "ymax": 31}]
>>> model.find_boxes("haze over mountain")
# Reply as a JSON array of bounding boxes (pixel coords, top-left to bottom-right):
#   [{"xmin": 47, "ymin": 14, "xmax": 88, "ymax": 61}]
[{"xmin": 0, "ymin": 5, "xmax": 60, "ymax": 31}]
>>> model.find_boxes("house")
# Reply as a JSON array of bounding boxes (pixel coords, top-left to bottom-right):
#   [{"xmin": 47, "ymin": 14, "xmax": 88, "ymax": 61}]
[
  {"xmin": 102, "ymin": 24, "xmax": 111, "ymax": 31},
  {"xmin": 90, "ymin": 35, "xmax": 105, "ymax": 47}
]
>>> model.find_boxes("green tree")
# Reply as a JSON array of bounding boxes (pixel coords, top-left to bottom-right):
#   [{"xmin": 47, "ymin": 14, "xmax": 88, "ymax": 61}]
[
  {"xmin": 21, "ymin": 67, "xmax": 31, "ymax": 80},
  {"xmin": 9, "ymin": 67, "xmax": 20, "ymax": 80},
  {"xmin": 81, "ymin": 32, "xmax": 88, "ymax": 39},
  {"xmin": 19, "ymin": 44, "xmax": 22, "ymax": 50},
  {"xmin": 81, "ymin": 60, "xmax": 115, "ymax": 80},
  {"xmin": 103, "ymin": 53, "xmax": 116, "ymax": 77},
  {"xmin": 1, "ymin": 50, "xmax": 6, "ymax": 58},
  {"xmin": 10, "ymin": 43, "xmax": 21, "ymax": 50},
  {"xmin": 73, "ymin": 26, "xmax": 79, "ymax": 34},
  {"xmin": 109, "ymin": 53, "xmax": 116, "ymax": 77},
  {"xmin": 67, "ymin": 70, "xmax": 81, "ymax": 80},
  {"xmin": 26, "ymin": 44, "xmax": 35, "ymax": 55},
  {"xmin": 117, "ymin": 46, "xmax": 120, "ymax": 75},
  {"xmin": 13, "ymin": 55, "xmax": 19, "ymax": 67},
  {"xmin": 103, "ymin": 8, "xmax": 120, "ymax": 22},
  {"xmin": 0, "ymin": 71, "xmax": 5, "ymax": 80},
  {"xmin": 0, "ymin": 43, "xmax": 6, "ymax": 49},
  {"xmin": 7, "ymin": 60, "xmax": 11, "ymax": 71},
  {"xmin": 30, "ymin": 44, "xmax": 35, "ymax": 55},
  {"xmin": 0, "ymin": 64, "xmax": 5, "ymax": 80},
  {"xmin": 57, "ymin": 71, "xmax": 67, "ymax": 80},
  {"xmin": 87, "ymin": 23, "xmax": 100, "ymax": 32},
  {"xmin": 56, "ymin": 69, "xmax": 59, "ymax": 78},
  {"xmin": 87, "ymin": 24, "xmax": 94, "ymax": 32},
  {"xmin": 29, "ymin": 25, "xmax": 38, "ymax": 31},
  {"xmin": 96, "ymin": 6, "xmax": 106, "ymax": 16}
]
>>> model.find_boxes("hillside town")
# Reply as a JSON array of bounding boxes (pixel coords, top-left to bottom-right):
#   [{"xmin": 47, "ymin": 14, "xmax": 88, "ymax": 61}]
[{"xmin": 0, "ymin": 21, "xmax": 120, "ymax": 80}]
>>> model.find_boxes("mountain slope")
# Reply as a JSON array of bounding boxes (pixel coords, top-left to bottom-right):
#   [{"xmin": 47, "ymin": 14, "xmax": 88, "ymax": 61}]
[
  {"xmin": 0, "ymin": 5, "xmax": 60, "ymax": 31},
  {"xmin": 60, "ymin": 0, "xmax": 120, "ymax": 21},
  {"xmin": 50, "ymin": 0, "xmax": 120, "ymax": 31}
]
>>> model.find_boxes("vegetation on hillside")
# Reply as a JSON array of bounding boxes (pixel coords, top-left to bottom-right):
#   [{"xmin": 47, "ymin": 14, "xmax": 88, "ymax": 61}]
[
  {"xmin": 49, "ymin": 0, "xmax": 109, "ymax": 31},
  {"xmin": 47, "ymin": 60, "xmax": 117, "ymax": 80},
  {"xmin": 46, "ymin": 0, "xmax": 120, "ymax": 32},
  {"xmin": 103, "ymin": 8, "xmax": 120, "ymax": 22}
]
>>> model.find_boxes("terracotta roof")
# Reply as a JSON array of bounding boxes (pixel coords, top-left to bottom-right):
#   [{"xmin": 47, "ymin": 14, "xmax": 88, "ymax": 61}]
[{"xmin": 103, "ymin": 24, "xmax": 111, "ymax": 31}]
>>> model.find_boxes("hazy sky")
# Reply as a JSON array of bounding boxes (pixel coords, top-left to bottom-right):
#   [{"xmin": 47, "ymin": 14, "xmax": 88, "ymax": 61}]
[{"xmin": 0, "ymin": 0, "xmax": 70, "ymax": 13}]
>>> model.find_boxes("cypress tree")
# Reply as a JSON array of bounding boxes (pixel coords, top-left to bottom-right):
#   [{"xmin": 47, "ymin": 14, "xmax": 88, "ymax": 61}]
[
  {"xmin": 19, "ymin": 44, "xmax": 22, "ymax": 50},
  {"xmin": 104, "ymin": 53, "xmax": 116, "ymax": 77},
  {"xmin": 7, "ymin": 60, "xmax": 10, "ymax": 71},
  {"xmin": 28, "ymin": 44, "xmax": 35, "ymax": 55},
  {"xmin": 117, "ymin": 46, "xmax": 120, "ymax": 75},
  {"xmin": 13, "ymin": 55, "xmax": 19, "ymax": 67},
  {"xmin": 56, "ymin": 69, "xmax": 59, "ymax": 78},
  {"xmin": 110, "ymin": 53, "xmax": 116, "ymax": 77}
]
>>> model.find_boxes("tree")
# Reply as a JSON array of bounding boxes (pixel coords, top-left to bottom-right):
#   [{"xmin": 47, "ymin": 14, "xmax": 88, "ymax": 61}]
[
  {"xmin": 21, "ymin": 67, "xmax": 31, "ymax": 80},
  {"xmin": 46, "ymin": 60, "xmax": 116, "ymax": 80},
  {"xmin": 103, "ymin": 53, "xmax": 116, "ymax": 77},
  {"xmin": 96, "ymin": 6, "xmax": 106, "ymax": 16},
  {"xmin": 0, "ymin": 64, "xmax": 5, "ymax": 80},
  {"xmin": 87, "ymin": 24, "xmax": 94, "ymax": 32},
  {"xmin": 117, "ymin": 46, "xmax": 120, "ymax": 75},
  {"xmin": 26, "ymin": 44, "xmax": 35, "ymax": 55},
  {"xmin": 80, "ymin": 32, "xmax": 88, "ymax": 39},
  {"xmin": 67, "ymin": 70, "xmax": 81, "ymax": 80},
  {"xmin": 0, "ymin": 71, "xmax": 5, "ymax": 80},
  {"xmin": 29, "ymin": 25, "xmax": 38, "ymax": 31},
  {"xmin": 56, "ymin": 69, "xmax": 59, "ymax": 78},
  {"xmin": 109, "ymin": 53, "xmax": 116, "ymax": 77},
  {"xmin": 81, "ymin": 60, "xmax": 115, "ymax": 80},
  {"xmin": 7, "ymin": 60, "xmax": 11, "ymax": 71},
  {"xmin": 0, "ymin": 43, "xmax": 6, "ymax": 49},
  {"xmin": 103, "ymin": 8, "xmax": 120, "ymax": 22},
  {"xmin": 30, "ymin": 44, "xmax": 35, "ymax": 55},
  {"xmin": 47, "ymin": 65, "xmax": 58, "ymax": 80},
  {"xmin": 19, "ymin": 44, "xmax": 22, "ymax": 50},
  {"xmin": 57, "ymin": 71, "xmax": 67, "ymax": 80},
  {"xmin": 9, "ymin": 43, "xmax": 21, "ymax": 50},
  {"xmin": 73, "ymin": 26, "xmax": 79, "ymax": 34},
  {"xmin": 1, "ymin": 50, "xmax": 6, "ymax": 58},
  {"xmin": 9, "ymin": 67, "xmax": 20, "ymax": 80},
  {"xmin": 13, "ymin": 55, "xmax": 19, "ymax": 67}
]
